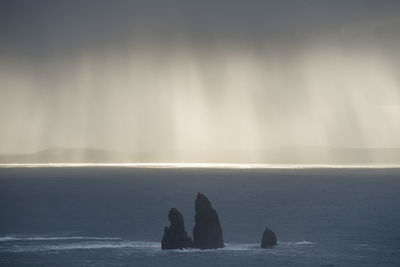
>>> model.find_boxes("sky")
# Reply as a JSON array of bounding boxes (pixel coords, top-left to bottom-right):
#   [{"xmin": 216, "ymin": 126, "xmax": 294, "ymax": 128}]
[{"xmin": 0, "ymin": 0, "xmax": 399, "ymax": 163}]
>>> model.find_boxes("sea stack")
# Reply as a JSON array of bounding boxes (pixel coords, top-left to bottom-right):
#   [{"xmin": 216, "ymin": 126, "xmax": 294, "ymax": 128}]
[
  {"xmin": 193, "ymin": 193, "xmax": 224, "ymax": 249},
  {"xmin": 261, "ymin": 227, "xmax": 277, "ymax": 248},
  {"xmin": 161, "ymin": 208, "xmax": 193, "ymax": 249}
]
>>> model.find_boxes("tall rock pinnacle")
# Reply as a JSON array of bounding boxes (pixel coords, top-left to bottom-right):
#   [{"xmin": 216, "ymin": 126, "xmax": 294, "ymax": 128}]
[
  {"xmin": 193, "ymin": 193, "xmax": 224, "ymax": 249},
  {"xmin": 161, "ymin": 208, "xmax": 193, "ymax": 250}
]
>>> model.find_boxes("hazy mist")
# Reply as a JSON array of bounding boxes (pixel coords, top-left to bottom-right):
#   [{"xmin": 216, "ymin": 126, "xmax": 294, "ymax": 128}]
[{"xmin": 1, "ymin": 0, "xmax": 399, "ymax": 163}]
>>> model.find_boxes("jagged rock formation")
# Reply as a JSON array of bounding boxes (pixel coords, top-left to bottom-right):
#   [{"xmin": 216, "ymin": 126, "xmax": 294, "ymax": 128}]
[
  {"xmin": 193, "ymin": 193, "xmax": 224, "ymax": 249},
  {"xmin": 261, "ymin": 227, "xmax": 277, "ymax": 248},
  {"xmin": 161, "ymin": 208, "xmax": 193, "ymax": 250}
]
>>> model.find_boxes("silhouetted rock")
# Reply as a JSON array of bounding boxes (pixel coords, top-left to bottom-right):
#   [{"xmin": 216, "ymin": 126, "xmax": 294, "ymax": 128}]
[
  {"xmin": 193, "ymin": 193, "xmax": 224, "ymax": 249},
  {"xmin": 161, "ymin": 208, "xmax": 193, "ymax": 250},
  {"xmin": 261, "ymin": 227, "xmax": 277, "ymax": 248}
]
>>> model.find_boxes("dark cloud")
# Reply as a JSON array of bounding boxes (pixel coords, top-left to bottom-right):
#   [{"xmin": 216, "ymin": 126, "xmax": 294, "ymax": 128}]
[{"xmin": 1, "ymin": 0, "xmax": 399, "ymax": 58}]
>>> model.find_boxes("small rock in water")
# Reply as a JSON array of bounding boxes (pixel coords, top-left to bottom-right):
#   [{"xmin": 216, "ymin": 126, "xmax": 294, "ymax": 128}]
[
  {"xmin": 161, "ymin": 208, "xmax": 193, "ymax": 250},
  {"xmin": 193, "ymin": 193, "xmax": 224, "ymax": 249},
  {"xmin": 261, "ymin": 227, "xmax": 277, "ymax": 248}
]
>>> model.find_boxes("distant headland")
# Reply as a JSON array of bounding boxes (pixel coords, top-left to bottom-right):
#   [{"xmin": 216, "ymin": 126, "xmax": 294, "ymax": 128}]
[{"xmin": 0, "ymin": 147, "xmax": 400, "ymax": 166}]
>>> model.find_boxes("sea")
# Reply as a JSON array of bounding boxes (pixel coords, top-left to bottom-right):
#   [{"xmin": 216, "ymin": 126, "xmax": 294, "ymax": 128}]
[{"xmin": 0, "ymin": 167, "xmax": 399, "ymax": 266}]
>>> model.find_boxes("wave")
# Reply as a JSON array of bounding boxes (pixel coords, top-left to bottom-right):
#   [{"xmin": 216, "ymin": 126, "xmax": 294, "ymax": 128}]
[
  {"xmin": 35, "ymin": 241, "xmax": 159, "ymax": 251},
  {"xmin": 0, "ymin": 241, "xmax": 160, "ymax": 253},
  {"xmin": 0, "ymin": 236, "xmax": 316, "ymax": 254},
  {"xmin": 288, "ymin": 241, "xmax": 316, "ymax": 245},
  {"xmin": 0, "ymin": 235, "xmax": 121, "ymax": 242},
  {"xmin": 167, "ymin": 243, "xmax": 260, "ymax": 253}
]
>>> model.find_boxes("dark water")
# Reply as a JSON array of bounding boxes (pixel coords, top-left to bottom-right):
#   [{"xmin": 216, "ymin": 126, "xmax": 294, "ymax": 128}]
[{"xmin": 0, "ymin": 167, "xmax": 399, "ymax": 266}]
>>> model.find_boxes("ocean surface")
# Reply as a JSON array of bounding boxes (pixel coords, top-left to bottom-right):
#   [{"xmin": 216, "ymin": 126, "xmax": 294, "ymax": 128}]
[{"xmin": 0, "ymin": 167, "xmax": 399, "ymax": 266}]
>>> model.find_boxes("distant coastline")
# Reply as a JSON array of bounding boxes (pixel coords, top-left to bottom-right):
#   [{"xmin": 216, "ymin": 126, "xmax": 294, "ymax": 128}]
[{"xmin": 0, "ymin": 147, "xmax": 399, "ymax": 166}]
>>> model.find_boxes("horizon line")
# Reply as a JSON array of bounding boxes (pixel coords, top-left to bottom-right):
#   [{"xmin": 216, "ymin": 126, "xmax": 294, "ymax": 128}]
[{"xmin": 1, "ymin": 163, "xmax": 400, "ymax": 169}]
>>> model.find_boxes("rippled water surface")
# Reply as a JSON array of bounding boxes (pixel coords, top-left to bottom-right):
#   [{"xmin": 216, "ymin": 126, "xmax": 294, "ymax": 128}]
[{"xmin": 0, "ymin": 167, "xmax": 399, "ymax": 266}]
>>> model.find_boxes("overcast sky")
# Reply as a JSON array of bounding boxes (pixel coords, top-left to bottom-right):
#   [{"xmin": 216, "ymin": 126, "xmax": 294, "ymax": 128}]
[
  {"xmin": 0, "ymin": 0, "xmax": 399, "ymax": 162},
  {"xmin": 1, "ymin": 1, "xmax": 400, "ymax": 55}
]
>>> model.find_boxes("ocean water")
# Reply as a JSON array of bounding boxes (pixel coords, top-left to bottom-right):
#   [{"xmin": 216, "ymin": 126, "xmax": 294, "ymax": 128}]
[{"xmin": 0, "ymin": 167, "xmax": 399, "ymax": 266}]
